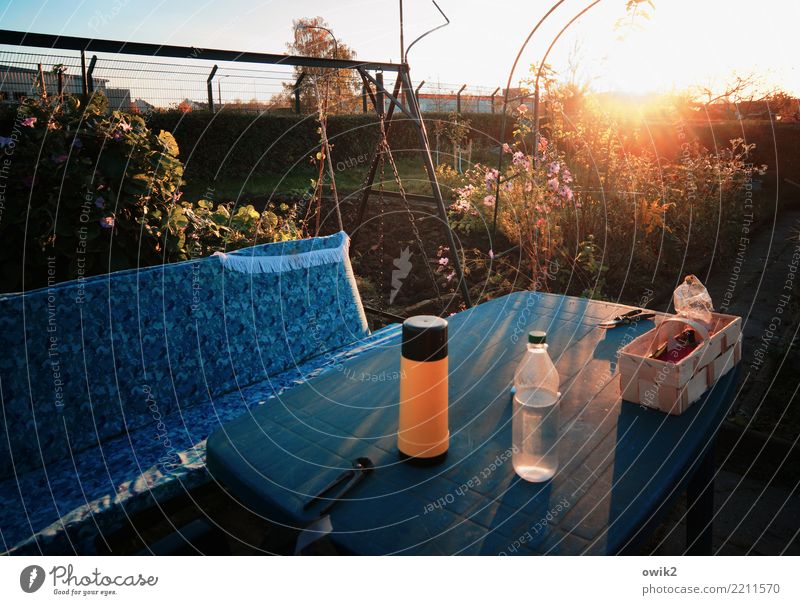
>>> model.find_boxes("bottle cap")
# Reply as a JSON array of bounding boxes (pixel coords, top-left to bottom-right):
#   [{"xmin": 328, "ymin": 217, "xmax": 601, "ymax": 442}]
[
  {"xmin": 402, "ymin": 315, "xmax": 448, "ymax": 362},
  {"xmin": 528, "ymin": 330, "xmax": 546, "ymax": 344}
]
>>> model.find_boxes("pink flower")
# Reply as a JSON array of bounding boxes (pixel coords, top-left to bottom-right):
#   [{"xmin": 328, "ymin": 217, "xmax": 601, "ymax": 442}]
[
  {"xmin": 488, "ymin": 249, "xmax": 494, "ymax": 259},
  {"xmin": 561, "ymin": 167, "xmax": 573, "ymax": 184},
  {"xmin": 99, "ymin": 216, "xmax": 115, "ymax": 229},
  {"xmin": 502, "ymin": 143, "xmax": 512, "ymax": 154},
  {"xmin": 537, "ymin": 137, "xmax": 548, "ymax": 152},
  {"xmin": 512, "ymin": 151, "xmax": 529, "ymax": 169},
  {"xmin": 438, "ymin": 257, "xmax": 449, "ymax": 266},
  {"xmin": 547, "ymin": 177, "xmax": 559, "ymax": 191},
  {"xmin": 450, "ymin": 198, "xmax": 471, "ymax": 213},
  {"xmin": 456, "ymin": 184, "xmax": 475, "ymax": 198},
  {"xmin": 517, "ymin": 104, "xmax": 528, "ymax": 114},
  {"xmin": 536, "ymin": 218, "xmax": 547, "ymax": 229},
  {"xmin": 558, "ymin": 185, "xmax": 573, "ymax": 201},
  {"xmin": 547, "ymin": 161, "xmax": 560, "ymax": 176},
  {"xmin": 483, "ymin": 195, "xmax": 495, "ymax": 206},
  {"xmin": 21, "ymin": 117, "xmax": 37, "ymax": 127},
  {"xmin": 118, "ymin": 120, "xmax": 132, "ymax": 132},
  {"xmin": 484, "ymin": 168, "xmax": 499, "ymax": 192},
  {"xmin": 445, "ymin": 271, "xmax": 456, "ymax": 282}
]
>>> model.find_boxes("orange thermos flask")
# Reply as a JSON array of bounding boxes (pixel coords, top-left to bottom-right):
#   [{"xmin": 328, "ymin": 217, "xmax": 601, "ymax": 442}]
[{"xmin": 397, "ymin": 315, "xmax": 449, "ymax": 463}]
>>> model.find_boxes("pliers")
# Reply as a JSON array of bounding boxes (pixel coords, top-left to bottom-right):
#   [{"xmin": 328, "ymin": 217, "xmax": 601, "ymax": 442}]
[
  {"xmin": 303, "ymin": 457, "xmax": 374, "ymax": 516},
  {"xmin": 598, "ymin": 308, "xmax": 656, "ymax": 329}
]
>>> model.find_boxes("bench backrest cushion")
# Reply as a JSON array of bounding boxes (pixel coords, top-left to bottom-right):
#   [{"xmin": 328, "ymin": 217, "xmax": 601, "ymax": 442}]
[{"xmin": 0, "ymin": 231, "xmax": 368, "ymax": 479}]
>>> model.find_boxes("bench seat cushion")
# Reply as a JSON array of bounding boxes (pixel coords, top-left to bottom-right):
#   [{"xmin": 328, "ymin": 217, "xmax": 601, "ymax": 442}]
[
  {"xmin": 0, "ymin": 231, "xmax": 368, "ymax": 482},
  {"xmin": 1, "ymin": 324, "xmax": 400, "ymax": 554}
]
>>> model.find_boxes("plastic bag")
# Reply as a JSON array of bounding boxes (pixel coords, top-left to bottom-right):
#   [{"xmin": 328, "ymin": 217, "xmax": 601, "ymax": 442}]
[{"xmin": 673, "ymin": 274, "xmax": 714, "ymax": 327}]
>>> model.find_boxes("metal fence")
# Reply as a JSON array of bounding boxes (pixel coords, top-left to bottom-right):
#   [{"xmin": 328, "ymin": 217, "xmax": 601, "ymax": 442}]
[{"xmin": 0, "ymin": 47, "xmax": 530, "ymax": 115}]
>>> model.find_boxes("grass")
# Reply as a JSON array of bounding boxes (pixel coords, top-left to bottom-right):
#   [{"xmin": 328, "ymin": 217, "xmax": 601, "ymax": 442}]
[
  {"xmin": 182, "ymin": 147, "xmax": 500, "ymax": 203},
  {"xmin": 183, "ymin": 157, "xmax": 448, "ymax": 202}
]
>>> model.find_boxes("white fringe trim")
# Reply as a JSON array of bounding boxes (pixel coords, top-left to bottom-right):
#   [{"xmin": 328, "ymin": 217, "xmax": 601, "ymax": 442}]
[
  {"xmin": 213, "ymin": 232, "xmax": 369, "ymax": 334},
  {"xmin": 213, "ymin": 234, "xmax": 349, "ymax": 274}
]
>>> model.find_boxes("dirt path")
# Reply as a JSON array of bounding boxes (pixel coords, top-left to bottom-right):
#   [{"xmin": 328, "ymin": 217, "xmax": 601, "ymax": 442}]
[
  {"xmin": 703, "ymin": 207, "xmax": 800, "ymax": 434},
  {"xmin": 646, "ymin": 206, "xmax": 800, "ymax": 555}
]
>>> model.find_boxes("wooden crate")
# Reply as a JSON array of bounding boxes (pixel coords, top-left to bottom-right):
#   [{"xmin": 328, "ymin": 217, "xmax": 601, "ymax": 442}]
[{"xmin": 619, "ymin": 312, "xmax": 742, "ymax": 415}]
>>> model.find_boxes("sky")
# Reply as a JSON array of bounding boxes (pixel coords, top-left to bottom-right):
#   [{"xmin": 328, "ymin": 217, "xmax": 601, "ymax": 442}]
[{"xmin": 0, "ymin": 0, "xmax": 798, "ymax": 98}]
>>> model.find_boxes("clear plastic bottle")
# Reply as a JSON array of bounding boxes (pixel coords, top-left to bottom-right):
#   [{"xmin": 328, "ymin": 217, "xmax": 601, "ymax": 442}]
[{"xmin": 512, "ymin": 330, "xmax": 560, "ymax": 482}]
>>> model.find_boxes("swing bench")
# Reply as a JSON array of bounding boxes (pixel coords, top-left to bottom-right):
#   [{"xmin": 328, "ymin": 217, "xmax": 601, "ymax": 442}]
[{"xmin": 0, "ymin": 232, "xmax": 398, "ymax": 554}]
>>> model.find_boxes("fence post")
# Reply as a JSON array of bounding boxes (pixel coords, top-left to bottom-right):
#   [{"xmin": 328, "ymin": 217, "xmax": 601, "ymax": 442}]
[
  {"xmin": 207, "ymin": 64, "xmax": 218, "ymax": 113},
  {"xmin": 86, "ymin": 55, "xmax": 97, "ymax": 96},
  {"xmin": 456, "ymin": 83, "xmax": 466, "ymax": 114},
  {"xmin": 414, "ymin": 79, "xmax": 425, "ymax": 106},
  {"xmin": 80, "ymin": 49, "xmax": 88, "ymax": 101},
  {"xmin": 490, "ymin": 87, "xmax": 500, "ymax": 114}
]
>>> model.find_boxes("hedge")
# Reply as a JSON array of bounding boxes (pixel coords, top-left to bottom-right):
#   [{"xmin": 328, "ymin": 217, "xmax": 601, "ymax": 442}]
[
  {"xmin": 143, "ymin": 111, "xmax": 513, "ymax": 182},
  {"xmin": 1, "ymin": 103, "xmax": 796, "ymax": 188}
]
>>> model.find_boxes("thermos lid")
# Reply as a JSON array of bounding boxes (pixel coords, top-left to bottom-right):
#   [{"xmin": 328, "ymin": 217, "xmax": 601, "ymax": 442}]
[
  {"xmin": 402, "ymin": 315, "xmax": 448, "ymax": 362},
  {"xmin": 529, "ymin": 330, "xmax": 547, "ymax": 344}
]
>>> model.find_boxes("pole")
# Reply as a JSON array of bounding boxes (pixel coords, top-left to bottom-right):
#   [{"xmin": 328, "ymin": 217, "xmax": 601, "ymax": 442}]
[
  {"xmin": 456, "ymin": 83, "xmax": 466, "ymax": 114},
  {"xmin": 86, "ymin": 55, "xmax": 97, "ymax": 96},
  {"xmin": 490, "ymin": 86, "xmax": 500, "ymax": 114},
  {"xmin": 399, "ymin": 0, "xmax": 405, "ymax": 61},
  {"xmin": 401, "ymin": 67, "xmax": 472, "ymax": 308},
  {"xmin": 414, "ymin": 79, "xmax": 425, "ymax": 104},
  {"xmin": 207, "ymin": 64, "xmax": 217, "ymax": 113},
  {"xmin": 80, "ymin": 49, "xmax": 88, "ymax": 101}
]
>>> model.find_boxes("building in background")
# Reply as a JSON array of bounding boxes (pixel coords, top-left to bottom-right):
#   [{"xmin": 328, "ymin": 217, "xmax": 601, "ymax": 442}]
[
  {"xmin": 0, "ymin": 64, "xmax": 133, "ymax": 112},
  {"xmin": 0, "ymin": 64, "xmax": 104, "ymax": 101}
]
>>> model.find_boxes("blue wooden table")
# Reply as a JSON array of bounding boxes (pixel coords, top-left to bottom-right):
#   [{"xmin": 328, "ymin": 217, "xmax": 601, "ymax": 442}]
[{"xmin": 207, "ymin": 292, "xmax": 739, "ymax": 555}]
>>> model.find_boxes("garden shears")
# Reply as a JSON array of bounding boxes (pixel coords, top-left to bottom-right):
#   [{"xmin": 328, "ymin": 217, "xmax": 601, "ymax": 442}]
[{"xmin": 598, "ymin": 308, "xmax": 656, "ymax": 329}]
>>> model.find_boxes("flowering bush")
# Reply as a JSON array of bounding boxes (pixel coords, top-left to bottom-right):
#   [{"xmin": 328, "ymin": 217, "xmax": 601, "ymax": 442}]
[
  {"xmin": 0, "ymin": 93, "xmax": 297, "ymax": 293},
  {"xmin": 447, "ymin": 105, "xmax": 582, "ymax": 290},
  {"xmin": 445, "ymin": 94, "xmax": 764, "ymax": 300}
]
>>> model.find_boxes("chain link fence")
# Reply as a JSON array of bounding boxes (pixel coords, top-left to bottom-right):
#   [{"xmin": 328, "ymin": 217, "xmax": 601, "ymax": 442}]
[{"xmin": 0, "ymin": 48, "xmax": 529, "ymax": 115}]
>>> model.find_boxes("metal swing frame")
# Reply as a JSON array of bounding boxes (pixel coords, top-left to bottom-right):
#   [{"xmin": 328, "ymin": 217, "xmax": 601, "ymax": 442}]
[
  {"xmin": 0, "ymin": 28, "xmax": 471, "ymax": 308},
  {"xmin": 350, "ymin": 66, "xmax": 472, "ymax": 308}
]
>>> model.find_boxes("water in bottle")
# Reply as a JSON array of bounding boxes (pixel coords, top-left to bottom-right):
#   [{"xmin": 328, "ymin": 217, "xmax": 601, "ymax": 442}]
[{"xmin": 512, "ymin": 330, "xmax": 560, "ymax": 482}]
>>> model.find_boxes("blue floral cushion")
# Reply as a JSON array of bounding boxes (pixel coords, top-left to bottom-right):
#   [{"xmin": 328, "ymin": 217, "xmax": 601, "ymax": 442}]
[
  {"xmin": 0, "ymin": 325, "xmax": 400, "ymax": 555},
  {"xmin": 0, "ymin": 231, "xmax": 368, "ymax": 481},
  {"xmin": 0, "ymin": 231, "xmax": 381, "ymax": 553}
]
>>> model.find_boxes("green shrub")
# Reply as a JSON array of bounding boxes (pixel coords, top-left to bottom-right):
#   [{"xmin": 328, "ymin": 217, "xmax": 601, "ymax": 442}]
[{"xmin": 0, "ymin": 94, "xmax": 297, "ymax": 293}]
